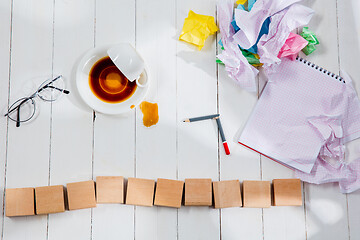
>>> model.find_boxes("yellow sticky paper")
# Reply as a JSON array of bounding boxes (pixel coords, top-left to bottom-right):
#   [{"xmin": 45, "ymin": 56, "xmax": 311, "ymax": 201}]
[
  {"xmin": 236, "ymin": 0, "xmax": 247, "ymax": 5},
  {"xmin": 179, "ymin": 10, "xmax": 218, "ymax": 50}
]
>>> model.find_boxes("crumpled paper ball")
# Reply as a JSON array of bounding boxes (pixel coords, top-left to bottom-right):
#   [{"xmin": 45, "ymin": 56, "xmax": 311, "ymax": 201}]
[{"xmin": 179, "ymin": 10, "xmax": 218, "ymax": 50}]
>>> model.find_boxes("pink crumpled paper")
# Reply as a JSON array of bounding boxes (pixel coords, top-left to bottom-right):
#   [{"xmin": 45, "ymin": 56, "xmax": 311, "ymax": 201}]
[
  {"xmin": 217, "ymin": 0, "xmax": 258, "ymax": 92},
  {"xmin": 278, "ymin": 32, "xmax": 309, "ymax": 60}
]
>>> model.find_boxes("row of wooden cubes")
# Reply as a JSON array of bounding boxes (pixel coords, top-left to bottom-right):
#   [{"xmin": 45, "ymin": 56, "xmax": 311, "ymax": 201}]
[{"xmin": 5, "ymin": 177, "xmax": 302, "ymax": 217}]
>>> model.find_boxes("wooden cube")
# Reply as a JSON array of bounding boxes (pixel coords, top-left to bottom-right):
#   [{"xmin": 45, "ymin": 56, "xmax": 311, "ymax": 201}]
[
  {"xmin": 5, "ymin": 187, "xmax": 35, "ymax": 217},
  {"xmin": 126, "ymin": 178, "xmax": 155, "ymax": 207},
  {"xmin": 66, "ymin": 180, "xmax": 96, "ymax": 210},
  {"xmin": 273, "ymin": 179, "xmax": 302, "ymax": 206},
  {"xmin": 243, "ymin": 180, "xmax": 271, "ymax": 208},
  {"xmin": 154, "ymin": 178, "xmax": 184, "ymax": 208},
  {"xmin": 184, "ymin": 178, "xmax": 212, "ymax": 206},
  {"xmin": 96, "ymin": 176, "xmax": 124, "ymax": 204},
  {"xmin": 35, "ymin": 185, "xmax": 65, "ymax": 214},
  {"xmin": 213, "ymin": 180, "xmax": 242, "ymax": 209}
]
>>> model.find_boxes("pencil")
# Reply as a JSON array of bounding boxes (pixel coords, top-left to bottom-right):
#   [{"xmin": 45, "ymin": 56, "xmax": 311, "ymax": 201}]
[
  {"xmin": 183, "ymin": 114, "xmax": 220, "ymax": 122},
  {"xmin": 215, "ymin": 117, "xmax": 230, "ymax": 155}
]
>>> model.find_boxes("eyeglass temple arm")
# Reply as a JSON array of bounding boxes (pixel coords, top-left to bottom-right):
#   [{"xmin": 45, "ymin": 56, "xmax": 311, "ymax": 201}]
[
  {"xmin": 46, "ymin": 85, "xmax": 70, "ymax": 94},
  {"xmin": 37, "ymin": 75, "xmax": 62, "ymax": 94},
  {"xmin": 4, "ymin": 97, "xmax": 32, "ymax": 117},
  {"xmin": 13, "ymin": 97, "xmax": 29, "ymax": 127},
  {"xmin": 15, "ymin": 98, "xmax": 30, "ymax": 127},
  {"xmin": 16, "ymin": 105, "xmax": 21, "ymax": 127}
]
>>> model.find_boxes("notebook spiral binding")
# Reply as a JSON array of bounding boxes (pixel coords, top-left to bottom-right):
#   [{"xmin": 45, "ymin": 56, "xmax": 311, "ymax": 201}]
[{"xmin": 295, "ymin": 56, "xmax": 345, "ymax": 83}]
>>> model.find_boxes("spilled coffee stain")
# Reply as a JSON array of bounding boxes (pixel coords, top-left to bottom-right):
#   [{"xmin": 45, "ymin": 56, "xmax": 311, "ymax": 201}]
[
  {"xmin": 130, "ymin": 105, "xmax": 135, "ymax": 109},
  {"xmin": 140, "ymin": 101, "xmax": 159, "ymax": 127}
]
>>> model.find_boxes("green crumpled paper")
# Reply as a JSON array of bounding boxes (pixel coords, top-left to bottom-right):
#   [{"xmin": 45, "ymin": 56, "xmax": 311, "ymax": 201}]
[
  {"xmin": 217, "ymin": 47, "xmax": 262, "ymax": 67},
  {"xmin": 179, "ymin": 10, "xmax": 218, "ymax": 50},
  {"xmin": 241, "ymin": 48, "xmax": 262, "ymax": 66},
  {"xmin": 300, "ymin": 27, "xmax": 319, "ymax": 55}
]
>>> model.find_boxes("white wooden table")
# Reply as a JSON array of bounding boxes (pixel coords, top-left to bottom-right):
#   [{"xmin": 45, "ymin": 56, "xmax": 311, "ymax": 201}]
[{"xmin": 1, "ymin": 0, "xmax": 360, "ymax": 239}]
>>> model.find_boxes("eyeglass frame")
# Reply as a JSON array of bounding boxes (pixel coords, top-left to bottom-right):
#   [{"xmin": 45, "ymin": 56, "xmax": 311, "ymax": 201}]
[{"xmin": 4, "ymin": 75, "xmax": 70, "ymax": 127}]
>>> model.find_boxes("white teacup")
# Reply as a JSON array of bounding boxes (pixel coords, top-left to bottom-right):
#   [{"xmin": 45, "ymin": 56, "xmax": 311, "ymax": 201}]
[
  {"xmin": 107, "ymin": 43, "xmax": 147, "ymax": 88},
  {"xmin": 76, "ymin": 45, "xmax": 150, "ymax": 115}
]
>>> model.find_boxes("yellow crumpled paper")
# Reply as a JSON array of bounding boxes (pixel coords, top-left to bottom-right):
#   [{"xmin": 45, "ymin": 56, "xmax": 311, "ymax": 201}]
[
  {"xmin": 179, "ymin": 10, "xmax": 218, "ymax": 50},
  {"xmin": 236, "ymin": 0, "xmax": 247, "ymax": 5}
]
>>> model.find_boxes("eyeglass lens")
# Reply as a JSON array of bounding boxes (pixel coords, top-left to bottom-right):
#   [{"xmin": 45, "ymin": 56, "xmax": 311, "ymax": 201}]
[
  {"xmin": 6, "ymin": 97, "xmax": 36, "ymax": 126},
  {"xmin": 37, "ymin": 75, "xmax": 69, "ymax": 102}
]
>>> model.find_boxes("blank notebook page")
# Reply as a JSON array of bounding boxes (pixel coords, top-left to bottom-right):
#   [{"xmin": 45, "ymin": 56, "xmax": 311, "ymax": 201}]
[{"xmin": 238, "ymin": 57, "xmax": 360, "ymax": 173}]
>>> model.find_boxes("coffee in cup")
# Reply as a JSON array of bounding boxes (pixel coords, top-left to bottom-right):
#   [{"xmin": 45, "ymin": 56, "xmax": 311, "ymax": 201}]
[{"xmin": 89, "ymin": 56, "xmax": 137, "ymax": 103}]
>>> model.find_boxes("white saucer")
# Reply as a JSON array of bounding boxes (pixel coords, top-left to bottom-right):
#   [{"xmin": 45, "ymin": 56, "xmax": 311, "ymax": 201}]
[{"xmin": 76, "ymin": 45, "xmax": 149, "ymax": 115}]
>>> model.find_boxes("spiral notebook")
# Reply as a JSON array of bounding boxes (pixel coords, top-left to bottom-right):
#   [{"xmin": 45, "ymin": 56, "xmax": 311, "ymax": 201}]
[{"xmin": 238, "ymin": 57, "xmax": 360, "ymax": 173}]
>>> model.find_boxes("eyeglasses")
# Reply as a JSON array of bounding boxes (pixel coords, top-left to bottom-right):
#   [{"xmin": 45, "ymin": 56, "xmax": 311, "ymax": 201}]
[{"xmin": 4, "ymin": 75, "xmax": 69, "ymax": 127}]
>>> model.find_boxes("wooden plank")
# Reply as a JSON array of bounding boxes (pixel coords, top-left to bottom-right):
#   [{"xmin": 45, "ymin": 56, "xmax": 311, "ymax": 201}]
[
  {"xmin": 259, "ymin": 12, "xmax": 307, "ymax": 236},
  {"xmin": 135, "ymin": 0, "xmax": 178, "ymax": 239},
  {"xmin": 300, "ymin": 1, "xmax": 349, "ymax": 239},
  {"xmin": 337, "ymin": 0, "xmax": 360, "ymax": 239},
  {"xmin": 48, "ymin": 0, "xmax": 95, "ymax": 239},
  {"xmin": 92, "ymin": 0, "xmax": 136, "ymax": 239},
  {"xmin": 0, "ymin": 0, "xmax": 11, "ymax": 236},
  {"xmin": 262, "ymin": 157, "xmax": 306, "ymax": 240},
  {"xmin": 259, "ymin": 13, "xmax": 306, "ymax": 234},
  {"xmin": 263, "ymin": 168, "xmax": 306, "ymax": 240},
  {"xmin": 176, "ymin": 0, "xmax": 220, "ymax": 239},
  {"xmin": 217, "ymin": 16, "xmax": 263, "ymax": 240},
  {"xmin": 3, "ymin": 0, "xmax": 53, "ymax": 239}
]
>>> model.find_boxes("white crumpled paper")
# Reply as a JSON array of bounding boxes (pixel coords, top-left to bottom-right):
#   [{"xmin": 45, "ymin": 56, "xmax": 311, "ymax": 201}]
[
  {"xmin": 233, "ymin": 0, "xmax": 303, "ymax": 49},
  {"xmin": 295, "ymin": 71, "xmax": 360, "ymax": 193},
  {"xmin": 217, "ymin": 0, "xmax": 314, "ymax": 92},
  {"xmin": 217, "ymin": 0, "xmax": 259, "ymax": 92},
  {"xmin": 258, "ymin": 3, "xmax": 314, "ymax": 70}
]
